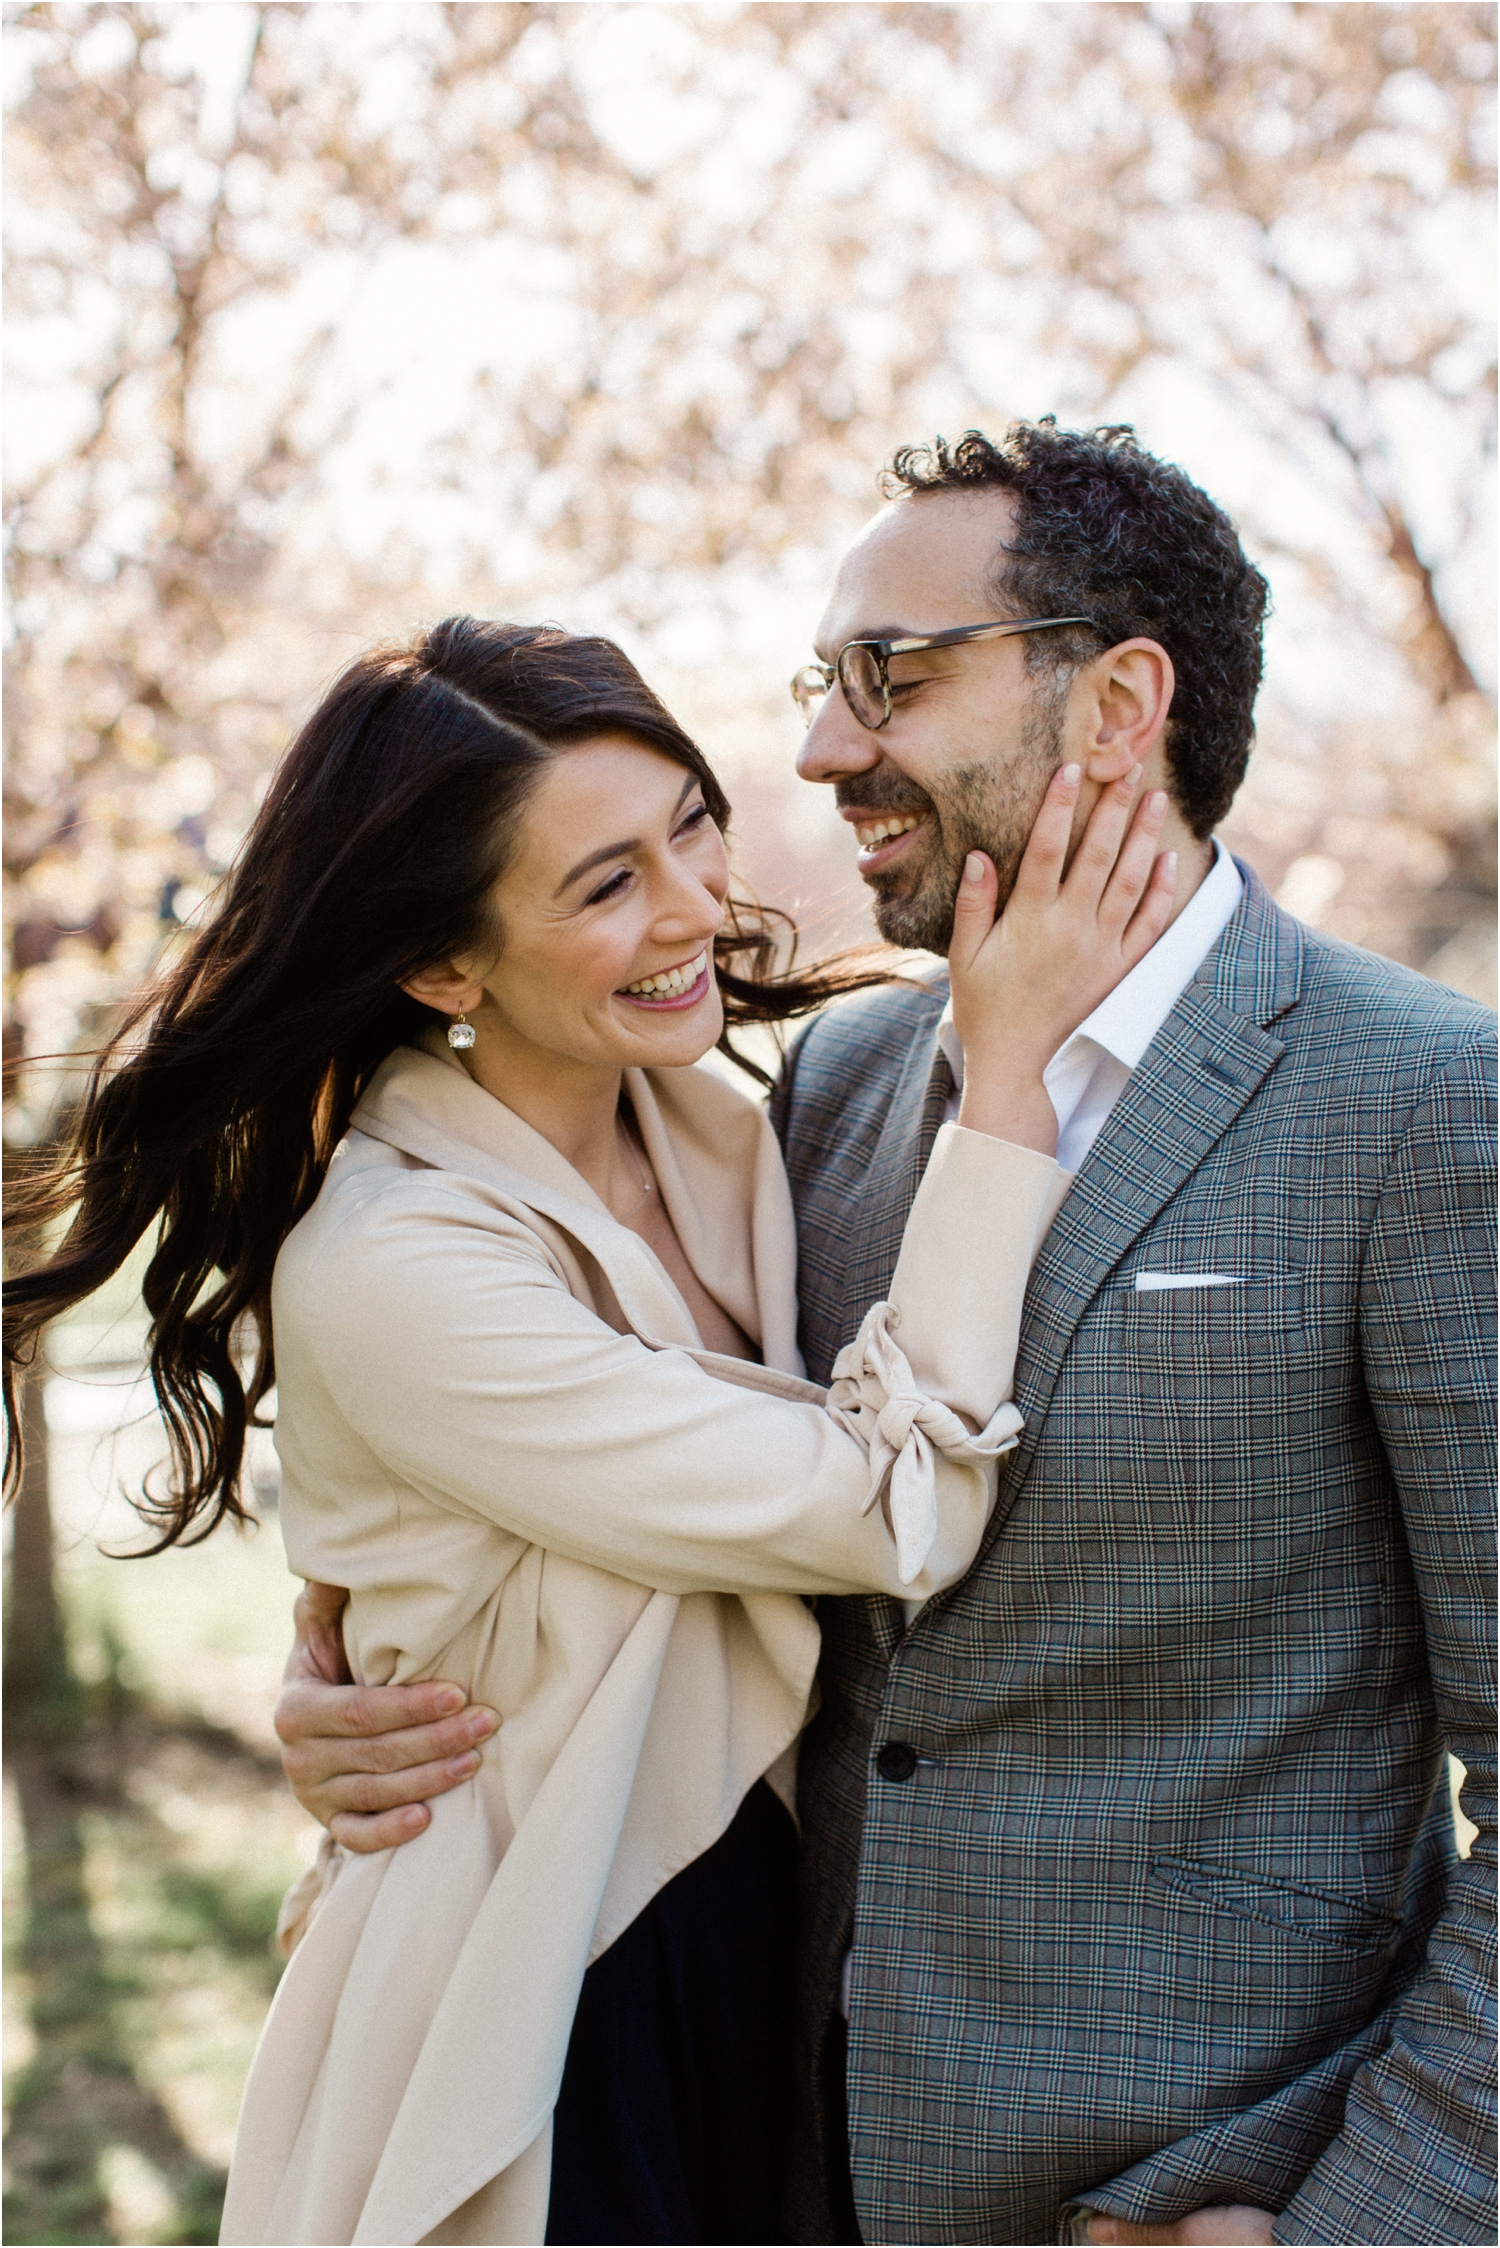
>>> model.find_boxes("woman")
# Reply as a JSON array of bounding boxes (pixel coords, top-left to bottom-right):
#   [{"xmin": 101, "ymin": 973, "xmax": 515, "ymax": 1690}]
[{"xmin": 4, "ymin": 619, "xmax": 1173, "ymax": 2247}]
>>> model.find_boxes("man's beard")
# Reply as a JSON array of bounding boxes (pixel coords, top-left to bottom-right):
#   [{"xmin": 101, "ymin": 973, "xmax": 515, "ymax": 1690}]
[{"xmin": 843, "ymin": 689, "xmax": 1066, "ymax": 955}]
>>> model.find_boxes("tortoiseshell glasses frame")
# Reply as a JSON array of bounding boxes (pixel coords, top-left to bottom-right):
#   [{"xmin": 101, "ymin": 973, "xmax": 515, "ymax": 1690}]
[{"xmin": 790, "ymin": 615, "xmax": 1095, "ymax": 732}]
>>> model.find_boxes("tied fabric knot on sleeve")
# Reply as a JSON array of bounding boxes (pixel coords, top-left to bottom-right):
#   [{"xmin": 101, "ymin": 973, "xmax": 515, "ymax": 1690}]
[{"xmin": 830, "ymin": 1302, "xmax": 1026, "ymax": 1586}]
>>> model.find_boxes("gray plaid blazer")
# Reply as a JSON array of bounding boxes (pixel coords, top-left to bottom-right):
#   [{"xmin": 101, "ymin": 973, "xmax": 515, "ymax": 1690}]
[{"xmin": 772, "ymin": 865, "xmax": 1495, "ymax": 2247}]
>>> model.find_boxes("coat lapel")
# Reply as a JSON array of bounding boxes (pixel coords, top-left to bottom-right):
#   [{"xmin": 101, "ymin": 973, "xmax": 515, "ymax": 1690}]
[
  {"xmin": 997, "ymin": 866, "xmax": 1304, "ymax": 1511},
  {"xmin": 352, "ymin": 1039, "xmax": 718, "ymax": 1355}
]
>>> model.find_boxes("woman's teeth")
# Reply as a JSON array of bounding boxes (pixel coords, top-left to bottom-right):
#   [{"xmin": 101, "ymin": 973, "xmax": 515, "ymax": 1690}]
[
  {"xmin": 855, "ymin": 815, "xmax": 922, "ymax": 848},
  {"xmin": 623, "ymin": 949, "xmax": 708, "ymax": 998}
]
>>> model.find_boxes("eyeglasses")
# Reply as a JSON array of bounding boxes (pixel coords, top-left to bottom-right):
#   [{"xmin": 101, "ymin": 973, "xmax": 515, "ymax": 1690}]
[{"xmin": 790, "ymin": 616, "xmax": 1095, "ymax": 733}]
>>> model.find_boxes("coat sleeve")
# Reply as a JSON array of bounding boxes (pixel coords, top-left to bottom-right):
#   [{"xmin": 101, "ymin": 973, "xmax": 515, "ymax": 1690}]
[
  {"xmin": 287, "ymin": 1124, "xmax": 1066, "ymax": 1604},
  {"xmin": 1273, "ymin": 1029, "xmax": 1497, "ymax": 2245}
]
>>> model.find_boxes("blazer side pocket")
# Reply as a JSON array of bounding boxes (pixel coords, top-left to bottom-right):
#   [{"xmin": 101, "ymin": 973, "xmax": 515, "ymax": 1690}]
[{"xmin": 1150, "ymin": 1854, "xmax": 1399, "ymax": 1954}]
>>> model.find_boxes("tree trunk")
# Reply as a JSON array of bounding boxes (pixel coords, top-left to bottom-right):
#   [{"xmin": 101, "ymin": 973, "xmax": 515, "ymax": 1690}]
[{"xmin": 4, "ymin": 1361, "xmax": 73, "ymax": 1727}]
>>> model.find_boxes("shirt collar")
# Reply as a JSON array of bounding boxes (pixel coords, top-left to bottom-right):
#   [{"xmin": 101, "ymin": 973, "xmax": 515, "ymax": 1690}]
[{"xmin": 937, "ymin": 837, "xmax": 1243, "ymax": 1086}]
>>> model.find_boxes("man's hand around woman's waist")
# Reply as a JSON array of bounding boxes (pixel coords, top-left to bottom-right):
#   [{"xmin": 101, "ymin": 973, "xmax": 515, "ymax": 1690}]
[{"xmin": 275, "ymin": 1580, "xmax": 497, "ymax": 1851}]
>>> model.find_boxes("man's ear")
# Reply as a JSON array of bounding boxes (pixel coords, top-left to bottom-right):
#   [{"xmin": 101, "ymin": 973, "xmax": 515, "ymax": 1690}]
[
  {"xmin": 400, "ymin": 963, "xmax": 484, "ymax": 1016},
  {"xmin": 1078, "ymin": 640, "xmax": 1174, "ymax": 786}
]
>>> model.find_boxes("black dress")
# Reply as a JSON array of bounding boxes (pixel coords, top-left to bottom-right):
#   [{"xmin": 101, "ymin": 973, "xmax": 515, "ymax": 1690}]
[{"xmin": 545, "ymin": 1779, "xmax": 798, "ymax": 2247}]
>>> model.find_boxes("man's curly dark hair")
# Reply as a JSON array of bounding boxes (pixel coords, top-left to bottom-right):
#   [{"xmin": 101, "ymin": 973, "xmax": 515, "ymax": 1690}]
[{"xmin": 882, "ymin": 421, "xmax": 1270, "ymax": 838}]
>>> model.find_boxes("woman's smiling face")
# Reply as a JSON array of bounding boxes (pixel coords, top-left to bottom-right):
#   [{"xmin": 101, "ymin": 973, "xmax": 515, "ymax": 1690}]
[{"xmin": 461, "ymin": 732, "xmax": 730, "ymax": 1072}]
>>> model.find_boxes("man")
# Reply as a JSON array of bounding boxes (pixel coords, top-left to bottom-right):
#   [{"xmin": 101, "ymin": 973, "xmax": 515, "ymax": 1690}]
[{"xmin": 276, "ymin": 423, "xmax": 1495, "ymax": 2245}]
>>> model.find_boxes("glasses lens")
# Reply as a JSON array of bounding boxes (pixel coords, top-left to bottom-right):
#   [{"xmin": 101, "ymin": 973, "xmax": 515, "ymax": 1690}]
[
  {"xmin": 838, "ymin": 644, "xmax": 887, "ymax": 729},
  {"xmin": 791, "ymin": 666, "xmax": 832, "ymax": 725}
]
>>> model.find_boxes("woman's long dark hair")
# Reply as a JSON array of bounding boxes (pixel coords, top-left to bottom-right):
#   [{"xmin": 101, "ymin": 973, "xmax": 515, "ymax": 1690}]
[{"xmin": 4, "ymin": 618, "xmax": 889, "ymax": 1548}]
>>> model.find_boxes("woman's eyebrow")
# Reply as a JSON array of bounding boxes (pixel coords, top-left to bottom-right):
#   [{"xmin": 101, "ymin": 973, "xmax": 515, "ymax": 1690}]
[{"xmin": 554, "ymin": 775, "xmax": 699, "ymax": 896}]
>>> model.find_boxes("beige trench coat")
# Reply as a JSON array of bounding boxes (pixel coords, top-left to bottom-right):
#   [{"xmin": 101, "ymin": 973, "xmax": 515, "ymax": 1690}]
[{"xmin": 220, "ymin": 1035, "xmax": 1065, "ymax": 2247}]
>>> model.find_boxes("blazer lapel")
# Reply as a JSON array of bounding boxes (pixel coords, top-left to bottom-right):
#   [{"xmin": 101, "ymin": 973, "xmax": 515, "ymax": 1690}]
[
  {"xmin": 856, "ymin": 1002, "xmax": 953, "ymax": 1301},
  {"xmin": 851, "ymin": 1003, "xmax": 953, "ymax": 1661},
  {"xmin": 997, "ymin": 866, "xmax": 1304, "ymax": 1510}
]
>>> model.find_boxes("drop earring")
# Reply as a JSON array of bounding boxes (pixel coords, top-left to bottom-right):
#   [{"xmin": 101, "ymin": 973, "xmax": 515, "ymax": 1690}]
[{"xmin": 447, "ymin": 1010, "xmax": 476, "ymax": 1051}]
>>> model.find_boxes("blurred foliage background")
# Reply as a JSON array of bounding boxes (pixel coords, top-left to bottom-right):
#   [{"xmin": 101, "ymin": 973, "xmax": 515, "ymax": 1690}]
[{"xmin": 4, "ymin": 3, "xmax": 1494, "ymax": 2240}]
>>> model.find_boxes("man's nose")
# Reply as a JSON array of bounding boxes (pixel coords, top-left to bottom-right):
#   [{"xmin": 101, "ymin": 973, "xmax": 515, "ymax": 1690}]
[{"xmin": 795, "ymin": 687, "xmax": 882, "ymax": 785}]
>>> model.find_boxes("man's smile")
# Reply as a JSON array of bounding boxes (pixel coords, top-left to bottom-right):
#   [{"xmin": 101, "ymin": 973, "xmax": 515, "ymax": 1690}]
[{"xmin": 838, "ymin": 805, "xmax": 932, "ymax": 876}]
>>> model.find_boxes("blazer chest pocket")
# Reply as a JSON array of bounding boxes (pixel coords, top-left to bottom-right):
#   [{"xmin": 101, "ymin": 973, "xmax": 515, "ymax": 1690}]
[
  {"xmin": 1151, "ymin": 1855, "xmax": 1399, "ymax": 1956},
  {"xmin": 1118, "ymin": 1270, "xmax": 1304, "ymax": 1359}
]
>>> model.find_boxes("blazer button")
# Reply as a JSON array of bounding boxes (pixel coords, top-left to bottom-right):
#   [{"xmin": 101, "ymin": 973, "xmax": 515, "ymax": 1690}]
[{"xmin": 876, "ymin": 1740, "xmax": 918, "ymax": 1782}]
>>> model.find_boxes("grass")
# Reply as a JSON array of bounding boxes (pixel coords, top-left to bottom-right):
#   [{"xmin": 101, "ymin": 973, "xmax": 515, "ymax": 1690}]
[{"xmin": 5, "ymin": 1507, "xmax": 318, "ymax": 2247}]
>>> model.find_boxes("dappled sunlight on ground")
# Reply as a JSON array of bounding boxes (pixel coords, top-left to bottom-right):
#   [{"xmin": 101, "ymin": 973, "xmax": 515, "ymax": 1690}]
[{"xmin": 5, "ymin": 1363, "xmax": 318, "ymax": 2245}]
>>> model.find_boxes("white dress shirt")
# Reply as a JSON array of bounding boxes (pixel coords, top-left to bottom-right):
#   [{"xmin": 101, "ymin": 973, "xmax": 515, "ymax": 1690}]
[{"xmin": 937, "ymin": 837, "xmax": 1243, "ymax": 1168}]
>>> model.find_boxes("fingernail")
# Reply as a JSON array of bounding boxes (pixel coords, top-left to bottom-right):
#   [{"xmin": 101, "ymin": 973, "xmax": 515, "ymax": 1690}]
[
  {"xmin": 1163, "ymin": 851, "xmax": 1177, "ymax": 879},
  {"xmin": 1126, "ymin": 762, "xmax": 1143, "ymax": 786},
  {"xmin": 1060, "ymin": 762, "xmax": 1081, "ymax": 786},
  {"xmin": 467, "ymin": 1709, "xmax": 498, "ymax": 1740},
  {"xmin": 963, "ymin": 853, "xmax": 986, "ymax": 884},
  {"xmin": 401, "ymin": 1805, "xmax": 427, "ymax": 1830},
  {"xmin": 448, "ymin": 1752, "xmax": 480, "ymax": 1779},
  {"xmin": 1149, "ymin": 789, "xmax": 1167, "ymax": 816},
  {"xmin": 433, "ymin": 1687, "xmax": 464, "ymax": 1713}
]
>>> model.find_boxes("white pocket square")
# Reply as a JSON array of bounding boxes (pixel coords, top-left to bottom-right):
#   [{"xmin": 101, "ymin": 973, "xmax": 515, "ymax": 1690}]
[{"xmin": 1134, "ymin": 1272, "xmax": 1245, "ymax": 1292}]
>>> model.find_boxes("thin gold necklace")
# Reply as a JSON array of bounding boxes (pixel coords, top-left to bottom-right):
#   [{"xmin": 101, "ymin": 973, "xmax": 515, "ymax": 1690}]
[{"xmin": 616, "ymin": 1112, "xmax": 654, "ymax": 1206}]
